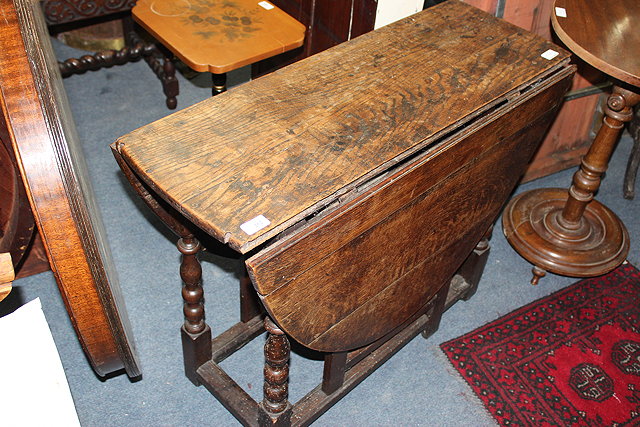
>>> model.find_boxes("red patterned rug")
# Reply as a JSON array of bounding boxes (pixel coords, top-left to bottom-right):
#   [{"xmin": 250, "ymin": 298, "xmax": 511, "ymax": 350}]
[{"xmin": 441, "ymin": 262, "xmax": 640, "ymax": 426}]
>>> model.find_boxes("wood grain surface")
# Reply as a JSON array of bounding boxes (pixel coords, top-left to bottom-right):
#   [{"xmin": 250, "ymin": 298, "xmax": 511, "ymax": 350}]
[
  {"xmin": 248, "ymin": 71, "xmax": 573, "ymax": 351},
  {"xmin": 116, "ymin": 0, "xmax": 570, "ymax": 254},
  {"xmin": 456, "ymin": 0, "xmax": 606, "ymax": 183},
  {"xmin": 0, "ymin": 0, "xmax": 139, "ymax": 377},
  {"xmin": 552, "ymin": 0, "xmax": 639, "ymax": 86}
]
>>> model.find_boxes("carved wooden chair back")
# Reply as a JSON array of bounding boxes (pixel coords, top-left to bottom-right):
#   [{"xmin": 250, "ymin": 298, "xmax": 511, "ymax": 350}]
[{"xmin": 41, "ymin": 0, "xmax": 179, "ymax": 109}]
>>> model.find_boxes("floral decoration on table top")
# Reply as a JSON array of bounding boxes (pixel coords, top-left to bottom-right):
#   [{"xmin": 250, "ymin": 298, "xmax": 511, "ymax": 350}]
[{"xmin": 181, "ymin": 0, "xmax": 263, "ymax": 42}]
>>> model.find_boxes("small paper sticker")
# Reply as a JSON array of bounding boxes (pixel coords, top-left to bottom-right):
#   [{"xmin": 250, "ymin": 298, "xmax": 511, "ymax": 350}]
[
  {"xmin": 258, "ymin": 1, "xmax": 274, "ymax": 9},
  {"xmin": 541, "ymin": 49, "xmax": 559, "ymax": 60},
  {"xmin": 555, "ymin": 7, "xmax": 567, "ymax": 18},
  {"xmin": 240, "ymin": 215, "xmax": 271, "ymax": 235}
]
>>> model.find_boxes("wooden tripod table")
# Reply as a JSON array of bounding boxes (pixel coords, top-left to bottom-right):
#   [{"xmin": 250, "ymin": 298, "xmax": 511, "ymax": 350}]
[
  {"xmin": 113, "ymin": 1, "xmax": 574, "ymax": 424},
  {"xmin": 503, "ymin": 0, "xmax": 639, "ymax": 285},
  {"xmin": 132, "ymin": 0, "xmax": 305, "ymax": 96}
]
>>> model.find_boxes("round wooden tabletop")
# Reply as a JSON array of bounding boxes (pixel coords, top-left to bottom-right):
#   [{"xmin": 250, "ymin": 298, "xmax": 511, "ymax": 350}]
[{"xmin": 552, "ymin": 0, "xmax": 640, "ymax": 87}]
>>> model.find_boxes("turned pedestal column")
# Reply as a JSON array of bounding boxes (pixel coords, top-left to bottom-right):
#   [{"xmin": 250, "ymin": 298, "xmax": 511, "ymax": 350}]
[{"xmin": 503, "ymin": 0, "xmax": 639, "ymax": 284}]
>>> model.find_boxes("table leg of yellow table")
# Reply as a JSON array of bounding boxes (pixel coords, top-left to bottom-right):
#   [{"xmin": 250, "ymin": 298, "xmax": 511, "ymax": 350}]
[{"xmin": 213, "ymin": 73, "xmax": 227, "ymax": 95}]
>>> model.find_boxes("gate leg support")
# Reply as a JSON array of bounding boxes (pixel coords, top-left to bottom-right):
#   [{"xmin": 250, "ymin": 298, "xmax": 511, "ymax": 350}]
[
  {"xmin": 178, "ymin": 235, "xmax": 211, "ymax": 386},
  {"xmin": 259, "ymin": 317, "xmax": 292, "ymax": 426}
]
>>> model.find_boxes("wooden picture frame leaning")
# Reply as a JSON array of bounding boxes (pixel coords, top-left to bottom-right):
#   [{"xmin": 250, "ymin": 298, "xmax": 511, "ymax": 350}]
[{"xmin": 0, "ymin": 0, "xmax": 139, "ymax": 377}]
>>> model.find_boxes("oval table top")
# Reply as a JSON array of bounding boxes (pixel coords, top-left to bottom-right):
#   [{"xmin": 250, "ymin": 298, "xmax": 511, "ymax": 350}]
[{"xmin": 551, "ymin": 0, "xmax": 640, "ymax": 87}]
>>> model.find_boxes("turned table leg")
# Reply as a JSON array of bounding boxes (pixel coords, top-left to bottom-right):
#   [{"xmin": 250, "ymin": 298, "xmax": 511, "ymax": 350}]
[
  {"xmin": 503, "ymin": 86, "xmax": 638, "ymax": 283},
  {"xmin": 259, "ymin": 316, "xmax": 292, "ymax": 426},
  {"xmin": 179, "ymin": 234, "xmax": 212, "ymax": 386},
  {"xmin": 126, "ymin": 31, "xmax": 179, "ymax": 110},
  {"xmin": 212, "ymin": 73, "xmax": 227, "ymax": 96},
  {"xmin": 160, "ymin": 56, "xmax": 179, "ymax": 109}
]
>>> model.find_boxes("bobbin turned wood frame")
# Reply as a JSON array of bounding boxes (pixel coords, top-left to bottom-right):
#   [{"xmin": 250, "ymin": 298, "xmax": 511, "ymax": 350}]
[
  {"xmin": 192, "ymin": 238, "xmax": 489, "ymax": 426},
  {"xmin": 41, "ymin": 0, "xmax": 180, "ymax": 109},
  {"xmin": 113, "ymin": 147, "xmax": 494, "ymax": 425},
  {"xmin": 112, "ymin": 1, "xmax": 574, "ymax": 424}
]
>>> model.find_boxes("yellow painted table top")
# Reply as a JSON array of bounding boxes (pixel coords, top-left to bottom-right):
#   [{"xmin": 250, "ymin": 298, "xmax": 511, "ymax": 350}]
[{"xmin": 133, "ymin": 0, "xmax": 305, "ymax": 73}]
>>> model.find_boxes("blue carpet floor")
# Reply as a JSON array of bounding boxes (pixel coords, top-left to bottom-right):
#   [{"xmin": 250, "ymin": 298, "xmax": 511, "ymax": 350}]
[{"xmin": 5, "ymin": 37, "xmax": 640, "ymax": 426}]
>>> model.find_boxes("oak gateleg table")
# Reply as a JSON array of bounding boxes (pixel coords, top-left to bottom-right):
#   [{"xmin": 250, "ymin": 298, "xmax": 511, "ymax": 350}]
[{"xmin": 111, "ymin": 1, "xmax": 574, "ymax": 424}]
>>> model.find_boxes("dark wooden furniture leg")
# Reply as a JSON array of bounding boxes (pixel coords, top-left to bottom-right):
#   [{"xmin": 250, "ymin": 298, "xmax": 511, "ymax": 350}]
[
  {"xmin": 147, "ymin": 247, "xmax": 483, "ymax": 427},
  {"xmin": 321, "ymin": 352, "xmax": 348, "ymax": 395},
  {"xmin": 179, "ymin": 234, "xmax": 212, "ymax": 386},
  {"xmin": 446, "ymin": 225, "xmax": 493, "ymax": 308},
  {"xmin": 624, "ymin": 106, "xmax": 640, "ymax": 199},
  {"xmin": 503, "ymin": 86, "xmax": 638, "ymax": 283},
  {"xmin": 212, "ymin": 73, "xmax": 227, "ymax": 96},
  {"xmin": 123, "ymin": 17, "xmax": 178, "ymax": 109},
  {"xmin": 259, "ymin": 316, "xmax": 293, "ymax": 426},
  {"xmin": 421, "ymin": 278, "xmax": 451, "ymax": 339},
  {"xmin": 58, "ymin": 17, "xmax": 179, "ymax": 109},
  {"xmin": 240, "ymin": 259, "xmax": 262, "ymax": 322}
]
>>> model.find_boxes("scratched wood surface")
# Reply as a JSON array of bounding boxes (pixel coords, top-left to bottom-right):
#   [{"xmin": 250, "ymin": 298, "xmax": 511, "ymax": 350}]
[
  {"xmin": 116, "ymin": 0, "xmax": 569, "ymax": 254},
  {"xmin": 247, "ymin": 71, "xmax": 573, "ymax": 351}
]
